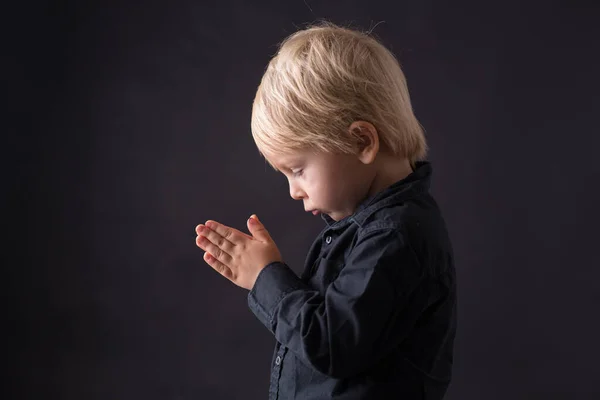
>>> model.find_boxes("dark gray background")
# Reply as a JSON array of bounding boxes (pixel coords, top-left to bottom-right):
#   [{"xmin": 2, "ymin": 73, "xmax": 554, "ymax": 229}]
[{"xmin": 5, "ymin": 0, "xmax": 599, "ymax": 399}]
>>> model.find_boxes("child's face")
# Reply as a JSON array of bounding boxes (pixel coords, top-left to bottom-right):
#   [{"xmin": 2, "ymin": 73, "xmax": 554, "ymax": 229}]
[{"xmin": 265, "ymin": 148, "xmax": 374, "ymax": 222}]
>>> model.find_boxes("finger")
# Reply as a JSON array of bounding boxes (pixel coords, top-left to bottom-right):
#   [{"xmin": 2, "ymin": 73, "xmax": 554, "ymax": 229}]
[
  {"xmin": 204, "ymin": 252, "xmax": 233, "ymax": 280},
  {"xmin": 196, "ymin": 235, "xmax": 233, "ymax": 265},
  {"xmin": 198, "ymin": 224, "xmax": 235, "ymax": 254},
  {"xmin": 205, "ymin": 220, "xmax": 242, "ymax": 245}
]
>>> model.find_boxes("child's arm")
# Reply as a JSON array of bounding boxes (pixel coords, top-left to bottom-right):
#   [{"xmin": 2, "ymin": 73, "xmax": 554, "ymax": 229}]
[{"xmin": 248, "ymin": 226, "xmax": 436, "ymax": 379}]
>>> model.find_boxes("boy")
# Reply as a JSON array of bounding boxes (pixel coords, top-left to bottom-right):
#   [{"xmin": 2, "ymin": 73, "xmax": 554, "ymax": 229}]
[{"xmin": 195, "ymin": 21, "xmax": 456, "ymax": 399}]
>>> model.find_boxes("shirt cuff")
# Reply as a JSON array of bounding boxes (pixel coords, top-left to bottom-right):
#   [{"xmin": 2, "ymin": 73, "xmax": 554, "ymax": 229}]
[{"xmin": 247, "ymin": 261, "xmax": 306, "ymax": 333}]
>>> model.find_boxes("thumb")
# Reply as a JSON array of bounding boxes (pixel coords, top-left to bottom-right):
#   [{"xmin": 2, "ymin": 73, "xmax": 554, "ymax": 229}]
[{"xmin": 247, "ymin": 214, "xmax": 271, "ymax": 241}]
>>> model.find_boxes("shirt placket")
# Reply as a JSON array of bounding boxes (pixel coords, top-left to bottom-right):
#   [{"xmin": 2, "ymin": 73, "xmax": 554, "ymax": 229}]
[{"xmin": 269, "ymin": 345, "xmax": 288, "ymax": 400}]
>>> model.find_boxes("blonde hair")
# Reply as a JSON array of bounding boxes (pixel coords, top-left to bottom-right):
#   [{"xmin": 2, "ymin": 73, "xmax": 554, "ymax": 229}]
[{"xmin": 251, "ymin": 20, "xmax": 427, "ymax": 169}]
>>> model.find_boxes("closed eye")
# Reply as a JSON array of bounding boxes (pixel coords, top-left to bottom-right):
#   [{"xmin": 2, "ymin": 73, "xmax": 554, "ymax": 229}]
[{"xmin": 292, "ymin": 169, "xmax": 303, "ymax": 177}]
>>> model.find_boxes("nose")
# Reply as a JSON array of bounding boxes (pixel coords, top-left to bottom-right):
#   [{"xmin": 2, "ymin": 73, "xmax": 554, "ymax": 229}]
[{"xmin": 289, "ymin": 181, "xmax": 305, "ymax": 200}]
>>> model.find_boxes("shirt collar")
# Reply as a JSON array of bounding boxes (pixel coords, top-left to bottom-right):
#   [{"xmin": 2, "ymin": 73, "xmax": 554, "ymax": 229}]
[{"xmin": 320, "ymin": 161, "xmax": 433, "ymax": 228}]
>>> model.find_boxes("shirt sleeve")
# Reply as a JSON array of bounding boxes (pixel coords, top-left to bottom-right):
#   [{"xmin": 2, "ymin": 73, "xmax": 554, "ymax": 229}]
[{"xmin": 247, "ymin": 227, "xmax": 429, "ymax": 379}]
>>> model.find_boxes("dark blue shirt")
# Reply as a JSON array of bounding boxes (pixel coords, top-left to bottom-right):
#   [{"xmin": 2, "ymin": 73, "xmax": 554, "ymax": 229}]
[{"xmin": 248, "ymin": 161, "xmax": 457, "ymax": 399}]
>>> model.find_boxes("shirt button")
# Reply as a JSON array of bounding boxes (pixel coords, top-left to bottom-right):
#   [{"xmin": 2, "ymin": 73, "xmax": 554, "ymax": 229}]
[
  {"xmin": 325, "ymin": 236, "xmax": 332, "ymax": 244},
  {"xmin": 275, "ymin": 356, "xmax": 281, "ymax": 365}
]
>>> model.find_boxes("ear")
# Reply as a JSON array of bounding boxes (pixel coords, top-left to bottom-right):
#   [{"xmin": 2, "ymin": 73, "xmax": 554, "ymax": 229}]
[{"xmin": 348, "ymin": 120, "xmax": 379, "ymax": 165}]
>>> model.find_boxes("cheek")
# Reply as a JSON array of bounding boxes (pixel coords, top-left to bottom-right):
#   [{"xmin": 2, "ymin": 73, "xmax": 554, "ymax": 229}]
[
  {"xmin": 309, "ymin": 172, "xmax": 339, "ymax": 202},
  {"xmin": 324, "ymin": 170, "xmax": 355, "ymax": 201},
  {"xmin": 302, "ymin": 174, "xmax": 320, "ymax": 197}
]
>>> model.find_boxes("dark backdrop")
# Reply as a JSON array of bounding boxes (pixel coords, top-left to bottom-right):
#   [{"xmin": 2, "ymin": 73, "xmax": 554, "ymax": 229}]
[{"xmin": 6, "ymin": 0, "xmax": 600, "ymax": 399}]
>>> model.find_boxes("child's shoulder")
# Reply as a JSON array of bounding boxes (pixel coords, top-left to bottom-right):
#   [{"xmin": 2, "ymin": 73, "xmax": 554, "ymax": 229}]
[
  {"xmin": 350, "ymin": 197, "xmax": 452, "ymax": 276},
  {"xmin": 353, "ymin": 194, "xmax": 450, "ymax": 256}
]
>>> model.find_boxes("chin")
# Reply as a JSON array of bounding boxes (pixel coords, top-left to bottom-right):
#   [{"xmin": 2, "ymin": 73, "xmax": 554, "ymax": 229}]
[
  {"xmin": 331, "ymin": 211, "xmax": 353, "ymax": 222},
  {"xmin": 328, "ymin": 212, "xmax": 341, "ymax": 221}
]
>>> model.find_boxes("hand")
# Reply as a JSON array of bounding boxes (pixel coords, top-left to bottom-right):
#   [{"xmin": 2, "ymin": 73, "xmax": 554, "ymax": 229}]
[{"xmin": 195, "ymin": 215, "xmax": 283, "ymax": 290}]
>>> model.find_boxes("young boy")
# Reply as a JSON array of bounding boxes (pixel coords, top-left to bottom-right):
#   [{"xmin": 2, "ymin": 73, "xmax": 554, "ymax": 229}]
[{"xmin": 195, "ymin": 21, "xmax": 456, "ymax": 399}]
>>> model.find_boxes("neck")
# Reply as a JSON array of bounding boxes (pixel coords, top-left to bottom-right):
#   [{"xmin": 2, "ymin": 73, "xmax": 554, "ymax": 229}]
[{"xmin": 366, "ymin": 156, "xmax": 413, "ymax": 198}]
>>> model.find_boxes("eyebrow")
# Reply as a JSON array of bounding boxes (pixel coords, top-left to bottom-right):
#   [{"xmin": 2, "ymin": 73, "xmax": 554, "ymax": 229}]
[
  {"xmin": 268, "ymin": 157, "xmax": 302, "ymax": 172},
  {"xmin": 274, "ymin": 164, "xmax": 295, "ymax": 173}
]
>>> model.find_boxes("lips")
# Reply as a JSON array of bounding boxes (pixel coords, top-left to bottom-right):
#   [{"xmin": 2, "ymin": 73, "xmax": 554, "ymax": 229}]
[{"xmin": 312, "ymin": 210, "xmax": 320, "ymax": 216}]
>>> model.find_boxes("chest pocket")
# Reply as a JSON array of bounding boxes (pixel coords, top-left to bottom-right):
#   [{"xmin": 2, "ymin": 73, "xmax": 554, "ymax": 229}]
[{"xmin": 308, "ymin": 257, "xmax": 345, "ymax": 294}]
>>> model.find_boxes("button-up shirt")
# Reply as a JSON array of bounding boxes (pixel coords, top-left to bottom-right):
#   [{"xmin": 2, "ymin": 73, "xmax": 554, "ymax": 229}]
[{"xmin": 248, "ymin": 161, "xmax": 457, "ymax": 399}]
